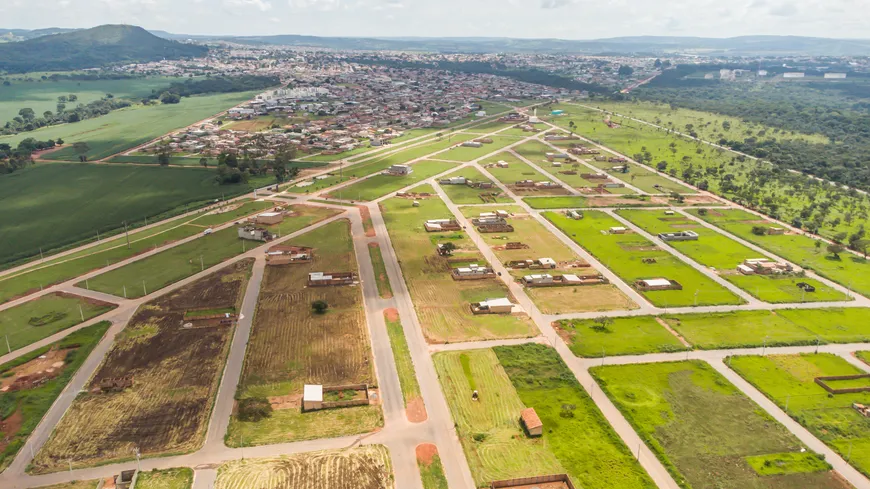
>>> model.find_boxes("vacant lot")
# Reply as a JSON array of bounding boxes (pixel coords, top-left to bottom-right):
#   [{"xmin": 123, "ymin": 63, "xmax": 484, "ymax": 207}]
[
  {"xmin": 380, "ymin": 188, "xmax": 536, "ymax": 343},
  {"xmin": 0, "ymin": 321, "xmax": 109, "ymax": 472},
  {"xmin": 555, "ymin": 316, "xmax": 687, "ymax": 357},
  {"xmin": 442, "ymin": 136, "xmax": 520, "ymax": 162},
  {"xmin": 135, "ymin": 468, "xmax": 194, "ymax": 489},
  {"xmin": 82, "ymin": 205, "xmax": 338, "ymax": 299},
  {"xmin": 328, "ymin": 160, "xmax": 457, "ymax": 202},
  {"xmin": 544, "ymin": 211, "xmax": 743, "ymax": 307},
  {"xmin": 228, "ymin": 220, "xmax": 381, "ymax": 446},
  {"xmin": 731, "ymin": 353, "xmax": 870, "ymax": 479},
  {"xmin": 0, "ymin": 164, "xmax": 257, "ymax": 266},
  {"xmin": 32, "ymin": 260, "xmax": 253, "ymax": 473},
  {"xmin": 619, "ymin": 209, "xmax": 848, "ymax": 303},
  {"xmin": 514, "ymin": 141, "xmax": 636, "ymax": 195},
  {"xmin": 437, "ymin": 167, "xmax": 512, "ymax": 205},
  {"xmin": 523, "ymin": 196, "xmax": 588, "ymax": 209},
  {"xmin": 0, "ymin": 292, "xmax": 115, "ymax": 353},
  {"xmin": 215, "ymin": 446, "xmax": 393, "ymax": 489},
  {"xmin": 592, "ymin": 361, "xmax": 848, "ymax": 489}
]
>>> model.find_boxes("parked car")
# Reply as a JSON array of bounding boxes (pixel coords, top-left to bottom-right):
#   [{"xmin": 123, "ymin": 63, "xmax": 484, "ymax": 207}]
[
  {"xmin": 204, "ymin": 228, "xmax": 214, "ymax": 235},
  {"xmin": 796, "ymin": 282, "xmax": 816, "ymax": 292}
]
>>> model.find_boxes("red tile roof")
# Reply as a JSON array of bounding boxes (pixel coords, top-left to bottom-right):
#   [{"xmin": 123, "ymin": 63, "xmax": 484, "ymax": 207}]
[{"xmin": 521, "ymin": 408, "xmax": 543, "ymax": 429}]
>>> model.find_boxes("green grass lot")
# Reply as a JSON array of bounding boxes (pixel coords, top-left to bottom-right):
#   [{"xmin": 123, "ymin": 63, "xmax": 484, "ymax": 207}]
[
  {"xmin": 185, "ymin": 200, "xmax": 275, "ymax": 227},
  {"xmin": 440, "ymin": 136, "xmax": 520, "ymax": 162},
  {"xmin": 134, "ymin": 468, "xmax": 193, "ymax": 489},
  {"xmin": 380, "ymin": 187, "xmax": 536, "ymax": 343},
  {"xmin": 326, "ymin": 160, "xmax": 457, "ymax": 202},
  {"xmin": 591, "ymin": 361, "xmax": 843, "ymax": 489},
  {"xmin": 435, "ymin": 346, "xmax": 654, "ymax": 488},
  {"xmin": 730, "ymin": 353, "xmax": 870, "ymax": 479},
  {"xmin": 0, "ymin": 293, "xmax": 114, "ymax": 353},
  {"xmin": 81, "ymin": 205, "xmax": 337, "ymax": 299},
  {"xmin": 556, "ymin": 316, "xmax": 687, "ymax": 357},
  {"xmin": 581, "ymin": 154, "xmax": 694, "ymax": 195},
  {"xmin": 0, "ymin": 76, "xmax": 178, "ymax": 123},
  {"xmin": 690, "ymin": 208, "xmax": 870, "ymax": 299},
  {"xmin": 618, "ymin": 209, "xmax": 850, "ymax": 303},
  {"xmin": 0, "ymin": 322, "xmax": 109, "ymax": 472},
  {"xmin": 369, "ymin": 245, "xmax": 392, "ymax": 299},
  {"xmin": 1, "ymin": 92, "xmax": 256, "ymax": 161},
  {"xmin": 436, "ymin": 167, "xmax": 513, "ymax": 205},
  {"xmin": 663, "ymin": 308, "xmax": 870, "ymax": 349},
  {"xmin": 419, "ymin": 452, "xmax": 449, "ymax": 489},
  {"xmin": 513, "ymin": 141, "xmax": 634, "ymax": 194},
  {"xmin": 482, "ymin": 152, "xmax": 549, "ymax": 184},
  {"xmin": 522, "ymin": 196, "xmax": 588, "ymax": 209},
  {"xmin": 544, "ymin": 211, "xmax": 743, "ymax": 307},
  {"xmin": 0, "ymin": 164, "xmax": 257, "ymax": 267},
  {"xmin": 385, "ymin": 313, "xmax": 422, "ymax": 409},
  {"xmin": 107, "ymin": 155, "xmax": 204, "ymax": 166}
]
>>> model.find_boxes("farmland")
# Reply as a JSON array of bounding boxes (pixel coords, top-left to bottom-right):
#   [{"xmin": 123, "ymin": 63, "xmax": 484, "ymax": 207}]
[
  {"xmin": 384, "ymin": 310, "xmax": 424, "ymax": 421},
  {"xmin": 228, "ymin": 220, "xmax": 382, "ymax": 446},
  {"xmin": 214, "ymin": 446, "xmax": 393, "ymax": 489},
  {"xmin": 0, "ymin": 293, "xmax": 115, "ymax": 352},
  {"xmin": 555, "ymin": 316, "xmax": 687, "ymax": 357},
  {"xmin": 135, "ymin": 468, "xmax": 194, "ymax": 489},
  {"xmin": 591, "ymin": 361, "xmax": 848, "ymax": 489},
  {"xmin": 380, "ymin": 187, "xmax": 537, "ymax": 343},
  {"xmin": 435, "ymin": 345, "xmax": 654, "ymax": 488},
  {"xmin": 81, "ymin": 205, "xmax": 338, "ymax": 299},
  {"xmin": 436, "ymin": 167, "xmax": 513, "ymax": 205},
  {"xmin": 327, "ymin": 160, "xmax": 457, "ymax": 202},
  {"xmin": 544, "ymin": 211, "xmax": 744, "ymax": 307},
  {"xmin": 0, "ymin": 321, "xmax": 109, "ymax": 472},
  {"xmin": 730, "ymin": 353, "xmax": 870, "ymax": 478},
  {"xmin": 618, "ymin": 209, "xmax": 849, "ymax": 303},
  {"xmin": 689, "ymin": 208, "xmax": 870, "ymax": 298},
  {"xmin": 33, "ymin": 260, "xmax": 253, "ymax": 473},
  {"xmin": 0, "ymin": 92, "xmax": 257, "ymax": 161},
  {"xmin": 0, "ymin": 164, "xmax": 259, "ymax": 267}
]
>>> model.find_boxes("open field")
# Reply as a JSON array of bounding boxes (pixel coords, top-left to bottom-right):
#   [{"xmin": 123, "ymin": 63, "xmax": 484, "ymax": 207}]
[
  {"xmin": 0, "ymin": 321, "xmax": 109, "ymax": 472},
  {"xmin": 0, "ymin": 292, "xmax": 115, "ymax": 353},
  {"xmin": 135, "ymin": 468, "xmax": 194, "ymax": 489},
  {"xmin": 618, "ymin": 209, "xmax": 849, "ymax": 303},
  {"xmin": 544, "ymin": 211, "xmax": 743, "ymax": 307},
  {"xmin": 591, "ymin": 360, "xmax": 848, "ymax": 489},
  {"xmin": 228, "ymin": 220, "xmax": 381, "ymax": 447},
  {"xmin": 555, "ymin": 316, "xmax": 687, "ymax": 357},
  {"xmin": 522, "ymin": 196, "xmax": 588, "ymax": 209},
  {"xmin": 214, "ymin": 446, "xmax": 393, "ymax": 489},
  {"xmin": 689, "ymin": 208, "xmax": 870, "ymax": 299},
  {"xmin": 1, "ymin": 92, "xmax": 257, "ymax": 161},
  {"xmin": 81, "ymin": 205, "xmax": 338, "ymax": 299},
  {"xmin": 385, "ymin": 310, "xmax": 424, "ymax": 420},
  {"xmin": 513, "ymin": 141, "xmax": 636, "ymax": 195},
  {"xmin": 442, "ymin": 136, "xmax": 520, "ymax": 162},
  {"xmin": 730, "ymin": 353, "xmax": 870, "ymax": 478},
  {"xmin": 33, "ymin": 260, "xmax": 253, "ymax": 473},
  {"xmin": 327, "ymin": 160, "xmax": 457, "ymax": 202},
  {"xmin": 436, "ymin": 167, "xmax": 513, "ymax": 205},
  {"xmin": 380, "ymin": 188, "xmax": 537, "ymax": 343},
  {"xmin": 0, "ymin": 164, "xmax": 258, "ymax": 267},
  {"xmin": 369, "ymin": 244, "xmax": 392, "ymax": 299}
]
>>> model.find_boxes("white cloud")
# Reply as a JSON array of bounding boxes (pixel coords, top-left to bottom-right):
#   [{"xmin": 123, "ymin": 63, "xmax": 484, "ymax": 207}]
[
  {"xmin": 289, "ymin": 0, "xmax": 340, "ymax": 10},
  {"xmin": 225, "ymin": 0, "xmax": 273, "ymax": 12},
  {"xmin": 541, "ymin": 0, "xmax": 576, "ymax": 9}
]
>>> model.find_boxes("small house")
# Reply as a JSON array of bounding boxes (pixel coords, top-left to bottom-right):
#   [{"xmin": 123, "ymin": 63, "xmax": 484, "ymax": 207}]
[
  {"xmin": 470, "ymin": 298, "xmax": 513, "ymax": 315},
  {"xmin": 238, "ymin": 226, "xmax": 274, "ymax": 242},
  {"xmin": 658, "ymin": 230, "xmax": 699, "ymax": 242},
  {"xmin": 308, "ymin": 272, "xmax": 358, "ymax": 287},
  {"xmin": 424, "ymin": 219, "xmax": 461, "ymax": 232},
  {"xmin": 266, "ymin": 245, "xmax": 313, "ymax": 265},
  {"xmin": 386, "ymin": 164, "xmax": 412, "ymax": 176},
  {"xmin": 256, "ymin": 212, "xmax": 284, "ymax": 225},
  {"xmin": 567, "ymin": 210, "xmax": 583, "ymax": 220},
  {"xmin": 303, "ymin": 384, "xmax": 323, "ymax": 411},
  {"xmin": 452, "ymin": 264, "xmax": 496, "ymax": 281},
  {"xmin": 609, "ymin": 227, "xmax": 627, "ymax": 234},
  {"xmin": 496, "ymin": 160, "xmax": 509, "ymax": 168},
  {"xmin": 462, "ymin": 141, "xmax": 483, "ymax": 148},
  {"xmin": 440, "ymin": 176, "xmax": 467, "ymax": 185},
  {"xmin": 521, "ymin": 407, "xmax": 543, "ymax": 437},
  {"xmin": 634, "ymin": 278, "xmax": 682, "ymax": 291},
  {"xmin": 768, "ymin": 227, "xmax": 786, "ymax": 235}
]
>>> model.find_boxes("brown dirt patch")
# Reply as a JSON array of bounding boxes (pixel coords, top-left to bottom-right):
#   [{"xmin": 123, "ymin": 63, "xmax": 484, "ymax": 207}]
[
  {"xmin": 416, "ymin": 443, "xmax": 438, "ymax": 466},
  {"xmin": 0, "ymin": 409, "xmax": 23, "ymax": 453},
  {"xmin": 268, "ymin": 393, "xmax": 302, "ymax": 410},
  {"xmin": 383, "ymin": 308, "xmax": 399, "ymax": 322},
  {"xmin": 681, "ymin": 194, "xmax": 722, "ymax": 205},
  {"xmin": 358, "ymin": 206, "xmax": 376, "ymax": 237},
  {"xmin": 407, "ymin": 397, "xmax": 428, "ymax": 423},
  {"xmin": 0, "ymin": 347, "xmax": 73, "ymax": 391},
  {"xmin": 54, "ymin": 291, "xmax": 117, "ymax": 308}
]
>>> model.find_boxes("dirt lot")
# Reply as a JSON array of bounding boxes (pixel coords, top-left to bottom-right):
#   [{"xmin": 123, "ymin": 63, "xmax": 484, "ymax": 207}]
[
  {"xmin": 32, "ymin": 259, "xmax": 254, "ymax": 473},
  {"xmin": 0, "ymin": 347, "xmax": 72, "ymax": 392},
  {"xmin": 508, "ymin": 185, "xmax": 572, "ymax": 196}
]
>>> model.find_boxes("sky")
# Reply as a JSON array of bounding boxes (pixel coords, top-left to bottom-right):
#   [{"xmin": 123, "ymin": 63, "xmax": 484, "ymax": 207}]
[{"xmin": 0, "ymin": 0, "xmax": 867, "ymax": 39}]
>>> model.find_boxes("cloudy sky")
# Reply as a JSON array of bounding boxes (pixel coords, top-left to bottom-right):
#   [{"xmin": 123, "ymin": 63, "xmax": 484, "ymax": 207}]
[{"xmin": 0, "ymin": 0, "xmax": 866, "ymax": 39}]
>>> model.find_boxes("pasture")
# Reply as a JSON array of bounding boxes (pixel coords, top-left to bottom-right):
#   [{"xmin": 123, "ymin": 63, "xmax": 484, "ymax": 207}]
[
  {"xmin": 228, "ymin": 220, "xmax": 382, "ymax": 446},
  {"xmin": 544, "ymin": 211, "xmax": 743, "ymax": 307},
  {"xmin": 327, "ymin": 160, "xmax": 457, "ymax": 202},
  {"xmin": 33, "ymin": 260, "xmax": 253, "ymax": 473},
  {"xmin": 618, "ymin": 209, "xmax": 849, "ymax": 303},
  {"xmin": 555, "ymin": 316, "xmax": 687, "ymax": 357},
  {"xmin": 380, "ymin": 188, "xmax": 536, "ymax": 343},
  {"xmin": 730, "ymin": 353, "xmax": 870, "ymax": 478},
  {"xmin": 591, "ymin": 361, "xmax": 846, "ymax": 489},
  {"xmin": 0, "ymin": 292, "xmax": 114, "ymax": 353},
  {"xmin": 436, "ymin": 167, "xmax": 513, "ymax": 205},
  {"xmin": 214, "ymin": 446, "xmax": 393, "ymax": 489}
]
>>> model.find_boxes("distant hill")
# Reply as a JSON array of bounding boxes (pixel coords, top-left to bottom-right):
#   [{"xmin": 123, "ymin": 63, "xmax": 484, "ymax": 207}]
[
  {"xmin": 0, "ymin": 27, "xmax": 77, "ymax": 43},
  {"xmin": 0, "ymin": 25, "xmax": 208, "ymax": 73}
]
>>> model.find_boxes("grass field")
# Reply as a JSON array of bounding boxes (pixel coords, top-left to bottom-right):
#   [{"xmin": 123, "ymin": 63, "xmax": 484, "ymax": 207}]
[
  {"xmin": 0, "ymin": 321, "xmax": 109, "ymax": 472},
  {"xmin": 214, "ymin": 446, "xmax": 393, "ymax": 489},
  {"xmin": 0, "ymin": 293, "xmax": 114, "ymax": 353},
  {"xmin": 435, "ymin": 167, "xmax": 513, "ymax": 205},
  {"xmin": 0, "ymin": 164, "xmax": 258, "ymax": 267},
  {"xmin": 385, "ymin": 311, "xmax": 423, "ymax": 417},
  {"xmin": 513, "ymin": 140, "xmax": 636, "ymax": 194},
  {"xmin": 482, "ymin": 152, "xmax": 549, "ymax": 185},
  {"xmin": 0, "ymin": 92, "xmax": 257, "ymax": 161},
  {"xmin": 523, "ymin": 196, "xmax": 588, "ymax": 209},
  {"xmin": 591, "ymin": 360, "xmax": 846, "ymax": 489},
  {"xmin": 33, "ymin": 260, "xmax": 253, "ymax": 473},
  {"xmin": 327, "ymin": 160, "xmax": 457, "ymax": 202},
  {"xmin": 555, "ymin": 316, "xmax": 687, "ymax": 357},
  {"xmin": 380, "ymin": 188, "xmax": 537, "ymax": 343},
  {"xmin": 618, "ymin": 209, "xmax": 850, "ymax": 303},
  {"xmin": 81, "ymin": 205, "xmax": 338, "ymax": 299},
  {"xmin": 369, "ymin": 244, "xmax": 392, "ymax": 299},
  {"xmin": 544, "ymin": 211, "xmax": 743, "ymax": 307},
  {"xmin": 441, "ymin": 136, "xmax": 520, "ymax": 162},
  {"xmin": 135, "ymin": 468, "xmax": 194, "ymax": 489},
  {"xmin": 228, "ymin": 220, "xmax": 382, "ymax": 446},
  {"xmin": 690, "ymin": 208, "xmax": 870, "ymax": 299},
  {"xmin": 730, "ymin": 353, "xmax": 870, "ymax": 479}
]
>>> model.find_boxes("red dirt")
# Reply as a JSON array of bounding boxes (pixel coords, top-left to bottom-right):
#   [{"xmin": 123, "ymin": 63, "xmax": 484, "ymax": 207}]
[
  {"xmin": 0, "ymin": 409, "xmax": 23, "ymax": 453},
  {"xmin": 358, "ymin": 206, "xmax": 376, "ymax": 237},
  {"xmin": 415, "ymin": 443, "xmax": 438, "ymax": 466},
  {"xmin": 0, "ymin": 347, "xmax": 72, "ymax": 391},
  {"xmin": 383, "ymin": 308, "xmax": 400, "ymax": 322},
  {"xmin": 407, "ymin": 397, "xmax": 428, "ymax": 423}
]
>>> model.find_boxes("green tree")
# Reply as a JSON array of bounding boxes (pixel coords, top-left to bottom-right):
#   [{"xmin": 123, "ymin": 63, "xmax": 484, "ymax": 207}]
[
  {"xmin": 72, "ymin": 142, "xmax": 90, "ymax": 162},
  {"xmin": 159, "ymin": 91, "xmax": 181, "ymax": 104},
  {"xmin": 18, "ymin": 108, "xmax": 35, "ymax": 121},
  {"xmin": 311, "ymin": 300, "xmax": 329, "ymax": 314},
  {"xmin": 68, "ymin": 94, "xmax": 77, "ymax": 102},
  {"xmin": 827, "ymin": 243, "xmax": 846, "ymax": 259},
  {"xmin": 199, "ymin": 157, "xmax": 208, "ymax": 168},
  {"xmin": 237, "ymin": 397, "xmax": 272, "ymax": 422}
]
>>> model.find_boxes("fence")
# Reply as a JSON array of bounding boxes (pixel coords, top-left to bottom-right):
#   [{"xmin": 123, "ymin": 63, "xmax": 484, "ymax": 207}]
[
  {"xmin": 815, "ymin": 375, "xmax": 870, "ymax": 395},
  {"xmin": 491, "ymin": 474, "xmax": 575, "ymax": 489}
]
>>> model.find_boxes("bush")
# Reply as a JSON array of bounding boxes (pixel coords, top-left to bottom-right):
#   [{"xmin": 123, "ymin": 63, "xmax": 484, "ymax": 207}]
[
  {"xmin": 751, "ymin": 225, "xmax": 768, "ymax": 236},
  {"xmin": 237, "ymin": 397, "xmax": 272, "ymax": 422},
  {"xmin": 311, "ymin": 300, "xmax": 329, "ymax": 314},
  {"xmin": 472, "ymin": 433, "xmax": 487, "ymax": 442}
]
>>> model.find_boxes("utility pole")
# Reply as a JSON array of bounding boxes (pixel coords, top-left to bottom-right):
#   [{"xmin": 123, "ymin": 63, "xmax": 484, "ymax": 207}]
[
  {"xmin": 79, "ymin": 305, "xmax": 84, "ymax": 321},
  {"xmin": 40, "ymin": 247, "xmax": 44, "ymax": 261},
  {"xmin": 123, "ymin": 285, "xmax": 127, "ymax": 299},
  {"xmin": 143, "ymin": 280, "xmax": 147, "ymax": 296},
  {"xmin": 5, "ymin": 335, "xmax": 10, "ymax": 353},
  {"xmin": 200, "ymin": 255, "xmax": 205, "ymax": 271},
  {"xmin": 124, "ymin": 221, "xmax": 131, "ymax": 249}
]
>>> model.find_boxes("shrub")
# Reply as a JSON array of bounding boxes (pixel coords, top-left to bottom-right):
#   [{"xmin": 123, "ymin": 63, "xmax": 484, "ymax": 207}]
[
  {"xmin": 237, "ymin": 397, "xmax": 272, "ymax": 422},
  {"xmin": 311, "ymin": 300, "xmax": 329, "ymax": 314},
  {"xmin": 751, "ymin": 225, "xmax": 768, "ymax": 236}
]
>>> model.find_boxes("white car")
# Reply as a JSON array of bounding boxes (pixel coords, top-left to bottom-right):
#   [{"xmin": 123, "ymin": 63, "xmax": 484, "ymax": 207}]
[{"xmin": 204, "ymin": 228, "xmax": 214, "ymax": 235}]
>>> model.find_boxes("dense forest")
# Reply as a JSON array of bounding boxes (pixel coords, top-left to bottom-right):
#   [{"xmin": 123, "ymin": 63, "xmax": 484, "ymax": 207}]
[{"xmin": 146, "ymin": 76, "xmax": 280, "ymax": 101}]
